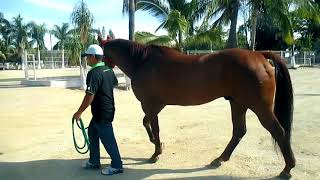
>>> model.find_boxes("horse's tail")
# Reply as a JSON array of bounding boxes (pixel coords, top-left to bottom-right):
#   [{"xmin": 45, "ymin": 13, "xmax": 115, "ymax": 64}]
[{"xmin": 261, "ymin": 52, "xmax": 294, "ymax": 143}]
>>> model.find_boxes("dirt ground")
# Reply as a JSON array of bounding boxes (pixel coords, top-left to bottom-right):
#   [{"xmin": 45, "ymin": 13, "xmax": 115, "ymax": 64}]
[{"xmin": 0, "ymin": 68, "xmax": 319, "ymax": 180}]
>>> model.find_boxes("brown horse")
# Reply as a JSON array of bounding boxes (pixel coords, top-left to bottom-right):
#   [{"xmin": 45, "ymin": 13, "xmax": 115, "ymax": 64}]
[{"xmin": 99, "ymin": 38, "xmax": 295, "ymax": 179}]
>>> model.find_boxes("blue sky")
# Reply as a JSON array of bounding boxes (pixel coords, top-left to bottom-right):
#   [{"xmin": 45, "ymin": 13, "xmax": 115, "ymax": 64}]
[{"xmin": 0, "ymin": 0, "xmax": 167, "ymax": 49}]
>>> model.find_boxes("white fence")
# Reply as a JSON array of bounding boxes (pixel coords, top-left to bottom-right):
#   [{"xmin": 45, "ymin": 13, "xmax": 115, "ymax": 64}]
[
  {"xmin": 21, "ymin": 50, "xmax": 69, "ymax": 70},
  {"xmin": 186, "ymin": 50, "xmax": 318, "ymax": 68},
  {"xmin": 21, "ymin": 50, "xmax": 131, "ymax": 89}
]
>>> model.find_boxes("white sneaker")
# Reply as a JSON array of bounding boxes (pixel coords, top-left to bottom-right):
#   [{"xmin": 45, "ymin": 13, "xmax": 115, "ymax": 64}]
[
  {"xmin": 101, "ymin": 166, "xmax": 123, "ymax": 175},
  {"xmin": 82, "ymin": 161, "xmax": 101, "ymax": 169}
]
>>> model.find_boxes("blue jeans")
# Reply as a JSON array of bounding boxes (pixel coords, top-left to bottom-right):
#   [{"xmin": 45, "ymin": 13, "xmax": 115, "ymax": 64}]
[{"xmin": 88, "ymin": 119, "xmax": 123, "ymax": 169}]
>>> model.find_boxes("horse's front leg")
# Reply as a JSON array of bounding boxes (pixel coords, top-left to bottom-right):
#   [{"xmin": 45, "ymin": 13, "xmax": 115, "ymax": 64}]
[
  {"xmin": 141, "ymin": 102, "xmax": 165, "ymax": 163},
  {"xmin": 148, "ymin": 115, "xmax": 165, "ymax": 163}
]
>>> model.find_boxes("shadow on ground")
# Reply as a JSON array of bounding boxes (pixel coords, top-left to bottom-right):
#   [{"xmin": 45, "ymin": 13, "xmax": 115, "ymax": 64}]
[{"xmin": 0, "ymin": 157, "xmax": 283, "ymax": 180}]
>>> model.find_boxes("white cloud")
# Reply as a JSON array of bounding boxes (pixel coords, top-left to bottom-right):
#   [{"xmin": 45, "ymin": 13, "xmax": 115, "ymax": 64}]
[{"xmin": 24, "ymin": 0, "xmax": 73, "ymax": 12}]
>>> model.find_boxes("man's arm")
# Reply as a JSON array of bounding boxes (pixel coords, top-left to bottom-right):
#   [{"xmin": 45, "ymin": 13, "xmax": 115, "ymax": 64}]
[{"xmin": 73, "ymin": 93, "xmax": 94, "ymax": 120}]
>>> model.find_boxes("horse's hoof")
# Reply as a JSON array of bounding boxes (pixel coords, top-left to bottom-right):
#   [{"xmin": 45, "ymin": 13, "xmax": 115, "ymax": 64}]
[
  {"xmin": 277, "ymin": 171, "xmax": 292, "ymax": 179},
  {"xmin": 148, "ymin": 156, "xmax": 159, "ymax": 163},
  {"xmin": 209, "ymin": 159, "xmax": 222, "ymax": 169}
]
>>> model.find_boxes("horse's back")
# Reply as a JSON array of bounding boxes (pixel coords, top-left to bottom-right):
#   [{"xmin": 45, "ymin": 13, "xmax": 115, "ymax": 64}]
[{"xmin": 134, "ymin": 48, "xmax": 276, "ymax": 107}]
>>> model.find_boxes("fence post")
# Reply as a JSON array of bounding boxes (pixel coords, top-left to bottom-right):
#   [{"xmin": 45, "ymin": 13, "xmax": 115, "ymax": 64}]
[
  {"xmin": 62, "ymin": 49, "xmax": 65, "ymax": 68},
  {"xmin": 313, "ymin": 52, "xmax": 315, "ymax": 65},
  {"xmin": 22, "ymin": 50, "xmax": 26, "ymax": 70},
  {"xmin": 32, "ymin": 54, "xmax": 37, "ymax": 80},
  {"xmin": 23, "ymin": 50, "xmax": 29, "ymax": 79},
  {"xmin": 37, "ymin": 49, "xmax": 41, "ymax": 69},
  {"xmin": 51, "ymin": 50, "xmax": 54, "ymax": 69}
]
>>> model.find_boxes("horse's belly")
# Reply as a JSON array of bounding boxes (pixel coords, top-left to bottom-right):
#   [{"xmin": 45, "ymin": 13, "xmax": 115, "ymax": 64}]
[{"xmin": 159, "ymin": 87, "xmax": 223, "ymax": 106}]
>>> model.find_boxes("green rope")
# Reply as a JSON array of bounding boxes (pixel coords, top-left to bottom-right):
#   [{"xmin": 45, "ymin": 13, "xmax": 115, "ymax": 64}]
[{"xmin": 72, "ymin": 118, "xmax": 90, "ymax": 154}]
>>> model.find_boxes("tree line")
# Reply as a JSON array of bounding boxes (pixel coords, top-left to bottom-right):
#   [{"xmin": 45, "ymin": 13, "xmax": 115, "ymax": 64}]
[
  {"xmin": 1, "ymin": 0, "xmax": 319, "ymax": 67},
  {"xmin": 124, "ymin": 0, "xmax": 319, "ymax": 52}
]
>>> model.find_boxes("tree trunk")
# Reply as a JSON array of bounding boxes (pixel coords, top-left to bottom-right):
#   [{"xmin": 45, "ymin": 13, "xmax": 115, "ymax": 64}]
[
  {"xmin": 79, "ymin": 55, "xmax": 86, "ymax": 90},
  {"xmin": 250, "ymin": 5, "xmax": 258, "ymax": 50},
  {"xmin": 37, "ymin": 44, "xmax": 41, "ymax": 69},
  {"xmin": 178, "ymin": 30, "xmax": 183, "ymax": 49},
  {"xmin": 129, "ymin": 0, "xmax": 135, "ymax": 41},
  {"xmin": 226, "ymin": 0, "xmax": 240, "ymax": 48},
  {"xmin": 62, "ymin": 47, "xmax": 65, "ymax": 68}
]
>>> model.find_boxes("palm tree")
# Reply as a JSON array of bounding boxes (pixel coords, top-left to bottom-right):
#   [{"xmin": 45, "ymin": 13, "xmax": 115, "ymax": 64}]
[
  {"xmin": 0, "ymin": 12, "xmax": 12, "ymax": 68},
  {"xmin": 65, "ymin": 34, "xmax": 82, "ymax": 66},
  {"xmin": 70, "ymin": 0, "xmax": 94, "ymax": 46},
  {"xmin": 122, "ymin": 0, "xmax": 136, "ymax": 40},
  {"xmin": 184, "ymin": 25, "xmax": 226, "ymax": 50},
  {"xmin": 204, "ymin": 0, "xmax": 241, "ymax": 48},
  {"xmin": 135, "ymin": 0, "xmax": 208, "ymax": 48},
  {"xmin": 0, "ymin": 12, "xmax": 12, "ymax": 48},
  {"xmin": 163, "ymin": 10, "xmax": 188, "ymax": 48},
  {"xmin": 11, "ymin": 14, "xmax": 30, "ymax": 59},
  {"xmin": 30, "ymin": 21, "xmax": 47, "ymax": 69},
  {"xmin": 51, "ymin": 23, "xmax": 72, "ymax": 50},
  {"xmin": 51, "ymin": 23, "xmax": 73, "ymax": 68},
  {"xmin": 135, "ymin": 31, "xmax": 174, "ymax": 46},
  {"xmin": 135, "ymin": 0, "xmax": 237, "ymax": 48},
  {"xmin": 70, "ymin": 0, "xmax": 94, "ymax": 89},
  {"xmin": 249, "ymin": 0, "xmax": 320, "ymax": 50},
  {"xmin": 137, "ymin": 0, "xmax": 208, "ymax": 34}
]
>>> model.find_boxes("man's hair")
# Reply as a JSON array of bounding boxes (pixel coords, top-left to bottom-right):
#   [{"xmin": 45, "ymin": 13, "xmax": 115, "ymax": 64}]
[{"xmin": 95, "ymin": 55, "xmax": 103, "ymax": 60}]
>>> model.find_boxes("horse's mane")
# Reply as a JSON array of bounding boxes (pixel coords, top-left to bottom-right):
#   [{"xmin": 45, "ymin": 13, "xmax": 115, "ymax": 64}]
[{"xmin": 105, "ymin": 39, "xmax": 181, "ymax": 65}]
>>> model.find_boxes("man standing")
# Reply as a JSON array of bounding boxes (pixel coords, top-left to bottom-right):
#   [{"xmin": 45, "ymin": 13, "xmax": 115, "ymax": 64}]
[{"xmin": 73, "ymin": 44, "xmax": 123, "ymax": 175}]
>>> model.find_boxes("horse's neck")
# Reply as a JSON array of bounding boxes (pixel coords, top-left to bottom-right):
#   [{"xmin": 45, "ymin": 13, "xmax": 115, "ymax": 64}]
[
  {"xmin": 117, "ymin": 42, "xmax": 148, "ymax": 78},
  {"xmin": 115, "ymin": 55, "xmax": 136, "ymax": 79}
]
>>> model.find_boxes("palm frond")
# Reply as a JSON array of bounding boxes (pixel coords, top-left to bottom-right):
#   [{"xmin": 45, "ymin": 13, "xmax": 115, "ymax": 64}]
[
  {"xmin": 135, "ymin": 31, "xmax": 173, "ymax": 46},
  {"xmin": 136, "ymin": 0, "xmax": 169, "ymax": 22}
]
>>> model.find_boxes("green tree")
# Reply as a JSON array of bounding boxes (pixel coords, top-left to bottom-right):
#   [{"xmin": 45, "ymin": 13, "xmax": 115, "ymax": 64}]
[
  {"xmin": 70, "ymin": 0, "xmax": 94, "ymax": 89},
  {"xmin": 109, "ymin": 29, "xmax": 115, "ymax": 39},
  {"xmin": 184, "ymin": 25, "xmax": 226, "ymax": 50},
  {"xmin": 249, "ymin": 0, "xmax": 320, "ymax": 50},
  {"xmin": 65, "ymin": 34, "xmax": 82, "ymax": 66},
  {"xmin": 70, "ymin": 0, "xmax": 94, "ymax": 46},
  {"xmin": 255, "ymin": 12, "xmax": 289, "ymax": 50},
  {"xmin": 29, "ymin": 22, "xmax": 46, "ymax": 50},
  {"xmin": 0, "ymin": 12, "xmax": 12, "ymax": 66},
  {"xmin": 135, "ymin": 31, "xmax": 174, "ymax": 46},
  {"xmin": 204, "ymin": 0, "xmax": 241, "ymax": 48},
  {"xmin": 163, "ymin": 10, "xmax": 188, "ymax": 48},
  {"xmin": 0, "ymin": 12, "xmax": 13, "ymax": 50},
  {"xmin": 292, "ymin": 1, "xmax": 320, "ymax": 51},
  {"xmin": 11, "ymin": 14, "xmax": 30, "ymax": 59},
  {"xmin": 51, "ymin": 23, "xmax": 72, "ymax": 50},
  {"xmin": 29, "ymin": 21, "xmax": 47, "ymax": 69},
  {"xmin": 135, "ymin": 0, "xmax": 209, "ymax": 47}
]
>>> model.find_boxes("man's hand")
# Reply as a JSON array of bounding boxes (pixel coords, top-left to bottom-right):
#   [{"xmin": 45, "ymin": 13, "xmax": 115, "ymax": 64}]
[{"xmin": 73, "ymin": 111, "xmax": 82, "ymax": 121}]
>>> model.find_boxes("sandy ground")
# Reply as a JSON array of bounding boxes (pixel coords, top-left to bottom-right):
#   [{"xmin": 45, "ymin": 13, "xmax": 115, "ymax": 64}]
[{"xmin": 0, "ymin": 68, "xmax": 319, "ymax": 180}]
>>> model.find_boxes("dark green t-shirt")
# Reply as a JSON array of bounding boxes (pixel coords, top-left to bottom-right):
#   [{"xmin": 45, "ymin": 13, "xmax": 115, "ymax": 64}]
[{"xmin": 86, "ymin": 66, "xmax": 118, "ymax": 122}]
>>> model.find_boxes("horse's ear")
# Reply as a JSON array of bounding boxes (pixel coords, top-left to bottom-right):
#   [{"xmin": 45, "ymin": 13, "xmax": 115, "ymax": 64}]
[{"xmin": 98, "ymin": 33, "xmax": 103, "ymax": 44}]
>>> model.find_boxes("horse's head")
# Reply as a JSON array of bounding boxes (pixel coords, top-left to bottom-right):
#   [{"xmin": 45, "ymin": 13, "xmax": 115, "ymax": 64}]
[
  {"xmin": 98, "ymin": 34, "xmax": 116, "ymax": 68},
  {"xmin": 99, "ymin": 37, "xmax": 141, "ymax": 78}
]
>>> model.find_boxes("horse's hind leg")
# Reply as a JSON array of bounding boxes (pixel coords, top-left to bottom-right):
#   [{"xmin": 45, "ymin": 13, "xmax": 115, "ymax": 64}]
[
  {"xmin": 143, "ymin": 116, "xmax": 155, "ymax": 143},
  {"xmin": 210, "ymin": 101, "xmax": 247, "ymax": 168},
  {"xmin": 257, "ymin": 111, "xmax": 295, "ymax": 179},
  {"xmin": 141, "ymin": 102, "xmax": 165, "ymax": 163}
]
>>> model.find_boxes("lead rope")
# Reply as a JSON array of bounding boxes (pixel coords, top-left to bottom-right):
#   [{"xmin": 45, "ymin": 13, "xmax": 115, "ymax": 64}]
[{"xmin": 72, "ymin": 118, "xmax": 90, "ymax": 154}]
